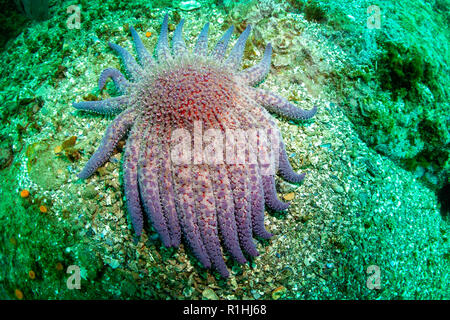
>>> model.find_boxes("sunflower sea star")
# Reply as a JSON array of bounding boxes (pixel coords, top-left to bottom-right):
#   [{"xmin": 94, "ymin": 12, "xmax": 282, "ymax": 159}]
[{"xmin": 73, "ymin": 14, "xmax": 317, "ymax": 278}]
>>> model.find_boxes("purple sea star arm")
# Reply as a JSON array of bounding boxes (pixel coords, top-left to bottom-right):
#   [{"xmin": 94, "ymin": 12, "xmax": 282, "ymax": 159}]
[
  {"xmin": 108, "ymin": 42, "xmax": 143, "ymax": 81},
  {"xmin": 98, "ymin": 68, "xmax": 130, "ymax": 94},
  {"xmin": 211, "ymin": 25, "xmax": 234, "ymax": 61},
  {"xmin": 194, "ymin": 165, "xmax": 229, "ymax": 278},
  {"xmin": 240, "ymin": 43, "xmax": 272, "ymax": 86},
  {"xmin": 172, "ymin": 19, "xmax": 187, "ymax": 56},
  {"xmin": 73, "ymin": 96, "xmax": 130, "ymax": 115},
  {"xmin": 251, "ymin": 88, "xmax": 318, "ymax": 120},
  {"xmin": 130, "ymin": 26, "xmax": 155, "ymax": 68},
  {"xmin": 227, "ymin": 164, "xmax": 259, "ymax": 257},
  {"xmin": 172, "ymin": 164, "xmax": 211, "ymax": 269},
  {"xmin": 246, "ymin": 126, "xmax": 274, "ymax": 238},
  {"xmin": 156, "ymin": 13, "xmax": 171, "ymax": 61},
  {"xmin": 262, "ymin": 175, "xmax": 290, "ymax": 211},
  {"xmin": 159, "ymin": 132, "xmax": 182, "ymax": 247},
  {"xmin": 247, "ymin": 105, "xmax": 299, "ymax": 185},
  {"xmin": 278, "ymin": 140, "xmax": 306, "ymax": 183},
  {"xmin": 137, "ymin": 129, "xmax": 172, "ymax": 247},
  {"xmin": 225, "ymin": 24, "xmax": 251, "ymax": 70},
  {"xmin": 77, "ymin": 107, "xmax": 137, "ymax": 179},
  {"xmin": 123, "ymin": 120, "xmax": 145, "ymax": 237},
  {"xmin": 211, "ymin": 165, "xmax": 247, "ymax": 264},
  {"xmin": 248, "ymin": 163, "xmax": 273, "ymax": 239},
  {"xmin": 194, "ymin": 23, "xmax": 210, "ymax": 56}
]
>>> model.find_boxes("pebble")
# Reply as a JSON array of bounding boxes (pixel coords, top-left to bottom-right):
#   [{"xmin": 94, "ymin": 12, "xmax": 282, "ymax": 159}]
[
  {"xmin": 271, "ymin": 286, "xmax": 287, "ymax": 300},
  {"xmin": 425, "ymin": 172, "xmax": 438, "ymax": 185},
  {"xmin": 183, "ymin": 286, "xmax": 194, "ymax": 298},
  {"xmin": 105, "ymin": 195, "xmax": 112, "ymax": 206},
  {"xmin": 230, "ymin": 278, "xmax": 238, "ymax": 290},
  {"xmin": 273, "ymin": 55, "xmax": 291, "ymax": 68},
  {"xmin": 108, "ymin": 258, "xmax": 120, "ymax": 269},
  {"xmin": 414, "ymin": 166, "xmax": 425, "ymax": 178},
  {"xmin": 179, "ymin": 0, "xmax": 201, "ymax": 11},
  {"xmin": 231, "ymin": 265, "xmax": 242, "ymax": 275},
  {"xmin": 283, "ymin": 192, "xmax": 295, "ymax": 201},
  {"xmin": 82, "ymin": 185, "xmax": 97, "ymax": 199},
  {"xmin": 202, "ymin": 288, "xmax": 219, "ymax": 300},
  {"xmin": 251, "ymin": 289, "xmax": 261, "ymax": 299},
  {"xmin": 358, "ymin": 191, "xmax": 369, "ymax": 204},
  {"xmin": 331, "ymin": 182, "xmax": 344, "ymax": 194},
  {"xmin": 278, "ymin": 180, "xmax": 299, "ymax": 193},
  {"xmin": 0, "ymin": 140, "xmax": 13, "ymax": 169}
]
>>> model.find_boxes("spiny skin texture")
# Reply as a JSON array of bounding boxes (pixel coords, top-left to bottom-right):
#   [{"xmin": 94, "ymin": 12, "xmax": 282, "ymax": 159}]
[{"xmin": 73, "ymin": 14, "xmax": 317, "ymax": 278}]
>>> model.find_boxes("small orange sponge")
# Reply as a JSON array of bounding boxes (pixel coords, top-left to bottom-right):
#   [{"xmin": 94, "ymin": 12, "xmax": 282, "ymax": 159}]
[{"xmin": 20, "ymin": 189, "xmax": 30, "ymax": 198}]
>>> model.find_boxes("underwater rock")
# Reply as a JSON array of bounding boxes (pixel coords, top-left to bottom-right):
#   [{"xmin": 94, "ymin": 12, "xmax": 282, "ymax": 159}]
[
  {"xmin": 331, "ymin": 181, "xmax": 344, "ymax": 194},
  {"xmin": 277, "ymin": 180, "xmax": 300, "ymax": 193},
  {"xmin": 202, "ymin": 288, "xmax": 219, "ymax": 300},
  {"xmin": 77, "ymin": 247, "xmax": 104, "ymax": 279},
  {"xmin": 303, "ymin": 0, "xmax": 327, "ymax": 23},
  {"xmin": 437, "ymin": 182, "xmax": 450, "ymax": 217},
  {"xmin": 82, "ymin": 185, "xmax": 98, "ymax": 200},
  {"xmin": 257, "ymin": 0, "xmax": 278, "ymax": 18},
  {"xmin": 271, "ymin": 286, "xmax": 287, "ymax": 300},
  {"xmin": 0, "ymin": 137, "xmax": 14, "ymax": 170},
  {"xmin": 179, "ymin": 0, "xmax": 201, "ymax": 11},
  {"xmin": 15, "ymin": 0, "xmax": 49, "ymax": 21},
  {"xmin": 27, "ymin": 140, "xmax": 69, "ymax": 190}
]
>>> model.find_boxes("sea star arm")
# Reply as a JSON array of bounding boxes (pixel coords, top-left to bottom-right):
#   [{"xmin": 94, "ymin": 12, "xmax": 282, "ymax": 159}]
[
  {"xmin": 240, "ymin": 43, "xmax": 272, "ymax": 86},
  {"xmin": 246, "ymin": 128, "xmax": 275, "ymax": 238},
  {"xmin": 156, "ymin": 13, "xmax": 171, "ymax": 61},
  {"xmin": 246, "ymin": 106, "xmax": 306, "ymax": 183},
  {"xmin": 173, "ymin": 164, "xmax": 212, "ymax": 269},
  {"xmin": 73, "ymin": 96, "xmax": 130, "ymax": 115},
  {"xmin": 278, "ymin": 140, "xmax": 306, "ymax": 184},
  {"xmin": 211, "ymin": 25, "xmax": 234, "ymax": 61},
  {"xmin": 98, "ymin": 68, "xmax": 130, "ymax": 94},
  {"xmin": 123, "ymin": 120, "xmax": 146, "ymax": 237},
  {"xmin": 226, "ymin": 25, "xmax": 251, "ymax": 70},
  {"xmin": 248, "ymin": 163, "xmax": 273, "ymax": 239},
  {"xmin": 227, "ymin": 164, "xmax": 259, "ymax": 257},
  {"xmin": 130, "ymin": 26, "xmax": 155, "ymax": 68},
  {"xmin": 137, "ymin": 129, "xmax": 172, "ymax": 247},
  {"xmin": 172, "ymin": 19, "xmax": 187, "ymax": 56},
  {"xmin": 194, "ymin": 23, "xmax": 210, "ymax": 56},
  {"xmin": 77, "ymin": 107, "xmax": 137, "ymax": 179},
  {"xmin": 108, "ymin": 42, "xmax": 143, "ymax": 81},
  {"xmin": 262, "ymin": 175, "xmax": 290, "ymax": 211},
  {"xmin": 211, "ymin": 165, "xmax": 247, "ymax": 264},
  {"xmin": 251, "ymin": 88, "xmax": 318, "ymax": 120},
  {"xmin": 194, "ymin": 165, "xmax": 229, "ymax": 278},
  {"xmin": 158, "ymin": 130, "xmax": 182, "ymax": 247}
]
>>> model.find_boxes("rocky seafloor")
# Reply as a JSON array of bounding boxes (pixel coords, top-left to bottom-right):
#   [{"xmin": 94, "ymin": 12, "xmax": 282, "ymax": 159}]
[{"xmin": 0, "ymin": 0, "xmax": 448, "ymax": 299}]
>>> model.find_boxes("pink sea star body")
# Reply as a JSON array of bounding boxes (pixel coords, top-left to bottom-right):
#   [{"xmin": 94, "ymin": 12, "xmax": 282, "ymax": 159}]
[{"xmin": 73, "ymin": 14, "xmax": 317, "ymax": 277}]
